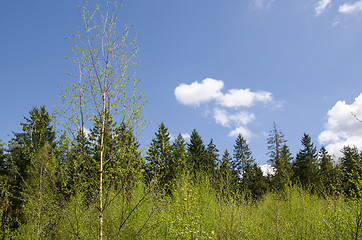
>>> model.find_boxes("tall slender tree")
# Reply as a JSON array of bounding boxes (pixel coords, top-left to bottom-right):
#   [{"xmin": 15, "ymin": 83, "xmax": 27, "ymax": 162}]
[
  {"xmin": 187, "ymin": 129, "xmax": 206, "ymax": 176},
  {"xmin": 7, "ymin": 106, "xmax": 58, "ymax": 234},
  {"xmin": 338, "ymin": 146, "xmax": 362, "ymax": 197},
  {"xmin": 232, "ymin": 134, "xmax": 256, "ymax": 193},
  {"xmin": 146, "ymin": 122, "xmax": 172, "ymax": 187},
  {"xmin": 292, "ymin": 133, "xmax": 318, "ymax": 189},
  {"xmin": 58, "ymin": 1, "xmax": 147, "ymax": 238},
  {"xmin": 219, "ymin": 149, "xmax": 232, "ymax": 179},
  {"xmin": 232, "ymin": 134, "xmax": 253, "ymax": 177},
  {"xmin": 267, "ymin": 122, "xmax": 287, "ymax": 166},
  {"xmin": 218, "ymin": 149, "xmax": 234, "ymax": 195},
  {"xmin": 171, "ymin": 134, "xmax": 188, "ymax": 175},
  {"xmin": 231, "ymin": 134, "xmax": 268, "ymax": 199},
  {"xmin": 272, "ymin": 144, "xmax": 293, "ymax": 190},
  {"xmin": 9, "ymin": 106, "xmax": 56, "ymax": 184},
  {"xmin": 205, "ymin": 139, "xmax": 219, "ymax": 176},
  {"xmin": 267, "ymin": 123, "xmax": 293, "ymax": 190},
  {"xmin": 318, "ymin": 147, "xmax": 335, "ymax": 194}
]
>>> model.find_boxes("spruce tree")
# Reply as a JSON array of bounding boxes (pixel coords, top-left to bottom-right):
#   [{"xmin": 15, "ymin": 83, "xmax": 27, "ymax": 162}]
[
  {"xmin": 244, "ymin": 163, "xmax": 268, "ymax": 200},
  {"xmin": 187, "ymin": 129, "xmax": 206, "ymax": 176},
  {"xmin": 205, "ymin": 139, "xmax": 219, "ymax": 176},
  {"xmin": 267, "ymin": 122, "xmax": 287, "ymax": 166},
  {"xmin": 7, "ymin": 106, "xmax": 58, "ymax": 233},
  {"xmin": 218, "ymin": 149, "xmax": 234, "ymax": 195},
  {"xmin": 146, "ymin": 122, "xmax": 172, "ymax": 187},
  {"xmin": 65, "ymin": 129, "xmax": 92, "ymax": 199},
  {"xmin": 89, "ymin": 117, "xmax": 142, "ymax": 188},
  {"xmin": 171, "ymin": 134, "xmax": 188, "ymax": 175},
  {"xmin": 232, "ymin": 134, "xmax": 256, "ymax": 193},
  {"xmin": 219, "ymin": 149, "xmax": 232, "ymax": 178},
  {"xmin": 9, "ymin": 106, "xmax": 56, "ymax": 184},
  {"xmin": 338, "ymin": 146, "xmax": 362, "ymax": 197},
  {"xmin": 232, "ymin": 134, "xmax": 253, "ymax": 176},
  {"xmin": 318, "ymin": 146, "xmax": 335, "ymax": 194},
  {"xmin": 113, "ymin": 123, "xmax": 143, "ymax": 184},
  {"xmin": 292, "ymin": 133, "xmax": 318, "ymax": 189},
  {"xmin": 267, "ymin": 123, "xmax": 292, "ymax": 190},
  {"xmin": 273, "ymin": 144, "xmax": 293, "ymax": 190}
]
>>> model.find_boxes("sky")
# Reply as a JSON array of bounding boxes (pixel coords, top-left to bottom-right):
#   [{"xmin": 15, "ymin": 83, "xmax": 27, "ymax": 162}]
[{"xmin": 1, "ymin": 0, "xmax": 362, "ymax": 165}]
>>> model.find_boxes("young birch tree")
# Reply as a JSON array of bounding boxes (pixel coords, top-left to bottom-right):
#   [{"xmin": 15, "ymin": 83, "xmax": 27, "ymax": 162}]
[{"xmin": 57, "ymin": 1, "xmax": 147, "ymax": 239}]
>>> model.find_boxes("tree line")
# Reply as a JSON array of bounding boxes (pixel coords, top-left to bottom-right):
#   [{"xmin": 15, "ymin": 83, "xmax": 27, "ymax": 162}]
[
  {"xmin": 0, "ymin": 105, "xmax": 361, "ymax": 238},
  {"xmin": 145, "ymin": 121, "xmax": 362, "ymax": 200}
]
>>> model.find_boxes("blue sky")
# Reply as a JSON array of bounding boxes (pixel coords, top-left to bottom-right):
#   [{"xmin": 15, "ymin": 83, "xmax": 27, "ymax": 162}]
[{"xmin": 1, "ymin": 0, "xmax": 362, "ymax": 164}]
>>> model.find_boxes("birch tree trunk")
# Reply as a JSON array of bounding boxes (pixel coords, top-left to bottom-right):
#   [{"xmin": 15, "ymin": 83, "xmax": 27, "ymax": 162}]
[{"xmin": 57, "ymin": 1, "xmax": 147, "ymax": 239}]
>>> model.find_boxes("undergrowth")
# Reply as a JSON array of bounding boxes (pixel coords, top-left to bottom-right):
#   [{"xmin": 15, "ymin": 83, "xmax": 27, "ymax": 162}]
[{"xmin": 13, "ymin": 174, "xmax": 362, "ymax": 239}]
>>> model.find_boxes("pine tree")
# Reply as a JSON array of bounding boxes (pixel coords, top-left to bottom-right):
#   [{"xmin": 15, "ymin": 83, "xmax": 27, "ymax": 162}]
[
  {"xmin": 218, "ymin": 149, "xmax": 237, "ymax": 195},
  {"xmin": 267, "ymin": 123, "xmax": 292, "ymax": 190},
  {"xmin": 273, "ymin": 144, "xmax": 293, "ymax": 190},
  {"xmin": 187, "ymin": 129, "xmax": 206, "ymax": 176},
  {"xmin": 205, "ymin": 139, "xmax": 219, "ymax": 176},
  {"xmin": 318, "ymin": 146, "xmax": 335, "ymax": 194},
  {"xmin": 219, "ymin": 150, "xmax": 232, "ymax": 178},
  {"xmin": 267, "ymin": 122, "xmax": 287, "ymax": 166},
  {"xmin": 146, "ymin": 122, "xmax": 172, "ymax": 187},
  {"xmin": 171, "ymin": 134, "xmax": 188, "ymax": 175},
  {"xmin": 7, "ymin": 106, "xmax": 57, "ymax": 227},
  {"xmin": 9, "ymin": 106, "xmax": 56, "ymax": 184},
  {"xmin": 232, "ymin": 134, "xmax": 253, "ymax": 177},
  {"xmin": 338, "ymin": 146, "xmax": 362, "ymax": 197},
  {"xmin": 58, "ymin": 128, "xmax": 89, "ymax": 199},
  {"xmin": 113, "ymin": 123, "xmax": 143, "ymax": 185},
  {"xmin": 232, "ymin": 134, "xmax": 256, "ymax": 193},
  {"xmin": 88, "ymin": 117, "xmax": 142, "ymax": 194},
  {"xmin": 292, "ymin": 133, "xmax": 318, "ymax": 189},
  {"xmin": 244, "ymin": 163, "xmax": 268, "ymax": 200}
]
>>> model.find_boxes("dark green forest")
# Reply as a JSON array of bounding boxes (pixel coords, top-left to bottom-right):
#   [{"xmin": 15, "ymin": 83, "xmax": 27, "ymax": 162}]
[
  {"xmin": 1, "ymin": 105, "xmax": 362, "ymax": 239},
  {"xmin": 1, "ymin": 1, "xmax": 362, "ymax": 239}
]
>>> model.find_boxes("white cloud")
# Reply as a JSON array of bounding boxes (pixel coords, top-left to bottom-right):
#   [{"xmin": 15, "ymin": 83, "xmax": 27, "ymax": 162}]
[
  {"xmin": 318, "ymin": 93, "xmax": 362, "ymax": 159},
  {"xmin": 169, "ymin": 133, "xmax": 176, "ymax": 142},
  {"xmin": 339, "ymin": 1, "xmax": 362, "ymax": 14},
  {"xmin": 213, "ymin": 108, "xmax": 255, "ymax": 138},
  {"xmin": 171, "ymin": 133, "xmax": 191, "ymax": 142},
  {"xmin": 213, "ymin": 108, "xmax": 255, "ymax": 127},
  {"xmin": 181, "ymin": 133, "xmax": 191, "ymax": 141},
  {"xmin": 259, "ymin": 164, "xmax": 276, "ymax": 176},
  {"xmin": 253, "ymin": 0, "xmax": 276, "ymax": 10},
  {"xmin": 228, "ymin": 126, "xmax": 253, "ymax": 139},
  {"xmin": 315, "ymin": 0, "xmax": 332, "ymax": 16},
  {"xmin": 213, "ymin": 108, "xmax": 230, "ymax": 127},
  {"xmin": 174, "ymin": 78, "xmax": 223, "ymax": 106},
  {"xmin": 218, "ymin": 89, "xmax": 272, "ymax": 108},
  {"xmin": 79, "ymin": 126, "xmax": 91, "ymax": 137},
  {"xmin": 332, "ymin": 20, "xmax": 341, "ymax": 27},
  {"xmin": 175, "ymin": 78, "xmax": 273, "ymax": 108}
]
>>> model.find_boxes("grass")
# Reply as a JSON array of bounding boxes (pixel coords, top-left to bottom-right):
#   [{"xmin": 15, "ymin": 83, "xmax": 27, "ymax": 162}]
[{"xmin": 13, "ymin": 175, "xmax": 362, "ymax": 239}]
